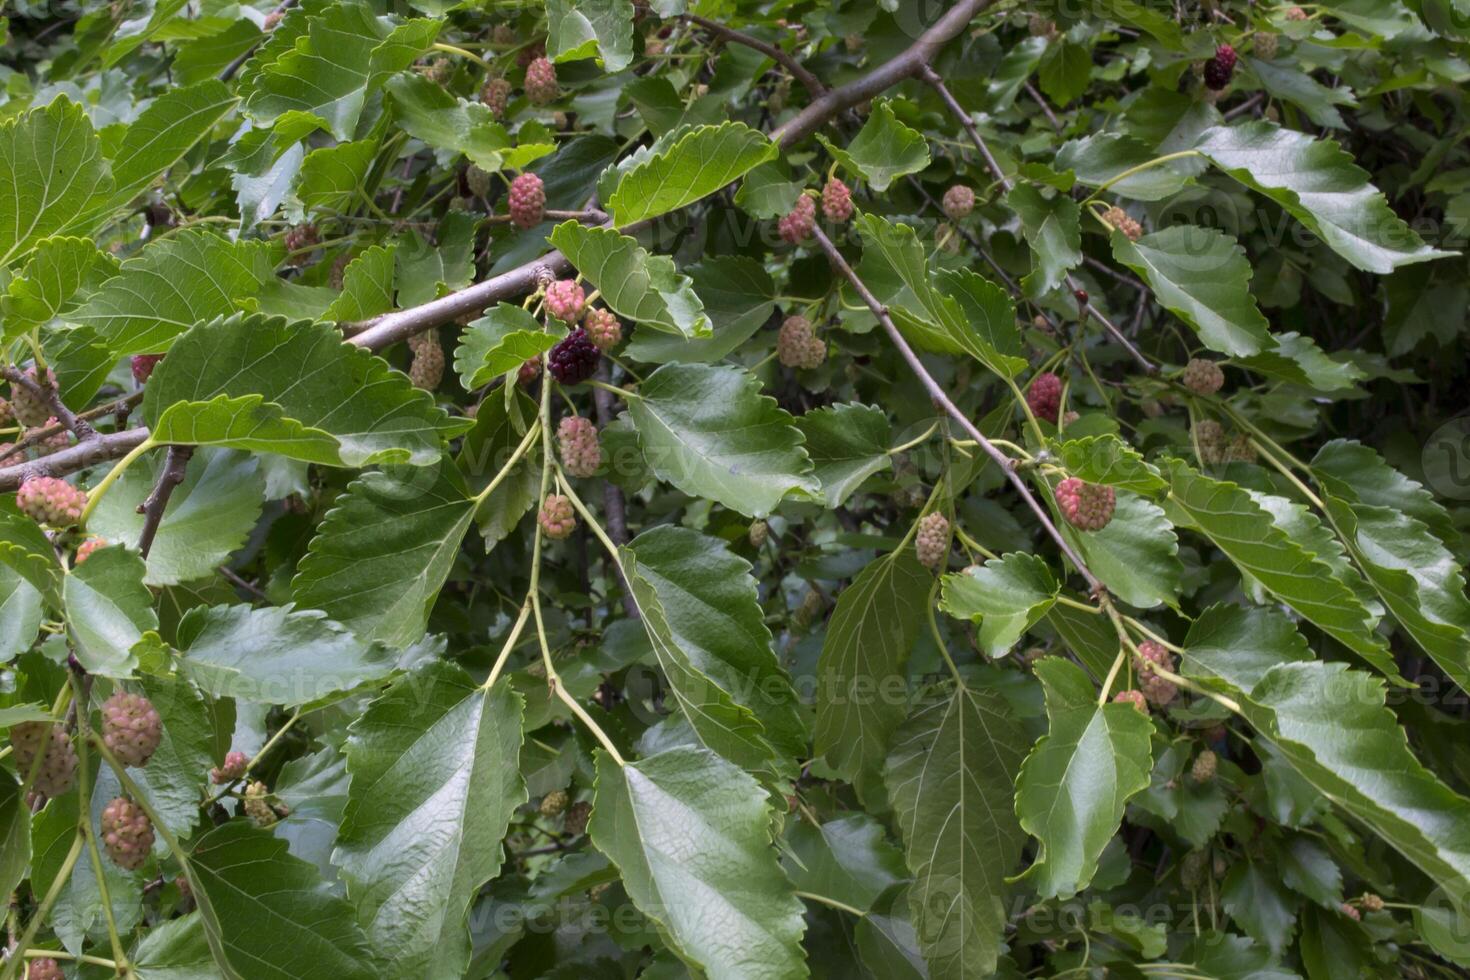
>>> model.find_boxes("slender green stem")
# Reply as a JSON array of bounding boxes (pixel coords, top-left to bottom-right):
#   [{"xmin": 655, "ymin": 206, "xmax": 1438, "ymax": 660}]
[
  {"xmin": 586, "ymin": 379, "xmax": 636, "ymax": 401},
  {"xmin": 1122, "ymin": 615, "xmax": 1186, "ymax": 653},
  {"xmin": 432, "ymin": 41, "xmax": 494, "ymax": 71},
  {"xmin": 0, "ymin": 833, "xmax": 84, "ymax": 980},
  {"xmin": 553, "ymin": 469, "xmax": 622, "ymax": 564},
  {"xmin": 71, "ymin": 677, "xmax": 130, "ymax": 976},
  {"xmin": 1084, "ymin": 150, "xmax": 1202, "ymax": 201},
  {"xmin": 23, "ymin": 950, "xmax": 119, "ymax": 968},
  {"xmin": 1054, "ymin": 594, "xmax": 1103, "ymax": 614},
  {"xmin": 795, "ymin": 891, "xmax": 866, "ymax": 918},
  {"xmin": 925, "ymin": 582, "xmax": 966, "ymax": 687},
  {"xmin": 80, "ymin": 437, "xmax": 157, "ymax": 527},
  {"xmin": 483, "ymin": 597, "xmax": 533, "ymax": 690},
  {"xmin": 1097, "ymin": 647, "xmax": 1127, "ymax": 706},
  {"xmin": 953, "ymin": 525, "xmax": 998, "ymax": 562},
  {"xmin": 887, "ymin": 421, "xmax": 939, "ymax": 456},
  {"xmin": 473, "ymin": 421, "xmax": 541, "ymax": 507}
]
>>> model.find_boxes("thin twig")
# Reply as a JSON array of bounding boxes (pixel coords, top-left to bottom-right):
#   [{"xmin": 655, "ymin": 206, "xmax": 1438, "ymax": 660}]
[
  {"xmin": 811, "ymin": 224, "xmax": 1105, "ymax": 596},
  {"xmin": 136, "ymin": 445, "xmax": 194, "ymax": 558},
  {"xmin": 1025, "ymin": 81, "xmax": 1063, "ymax": 131},
  {"xmin": 0, "ymin": 428, "xmax": 150, "ymax": 492},
  {"xmin": 681, "ymin": 13, "xmax": 827, "ymax": 96},
  {"xmin": 2, "ymin": 392, "xmax": 142, "ymax": 459}
]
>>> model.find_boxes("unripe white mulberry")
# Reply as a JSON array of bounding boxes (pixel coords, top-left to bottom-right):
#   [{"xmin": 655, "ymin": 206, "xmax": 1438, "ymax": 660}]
[
  {"xmin": 777, "ymin": 315, "xmax": 825, "ymax": 370},
  {"xmin": 1182, "ymin": 358, "xmax": 1224, "ymax": 395},
  {"xmin": 540, "ymin": 789, "xmax": 569, "ymax": 817},
  {"xmin": 583, "ymin": 308, "xmax": 622, "ymax": 351},
  {"xmin": 1191, "ymin": 749, "xmax": 1217, "ymax": 783},
  {"xmin": 942, "ymin": 185, "xmax": 974, "ymax": 221},
  {"xmin": 558, "ymin": 416, "xmax": 601, "ymax": 478},
  {"xmin": 10, "ymin": 721, "xmax": 78, "ymax": 798},
  {"xmin": 101, "ymin": 796, "xmax": 154, "ymax": 870},
  {"xmin": 545, "ymin": 280, "xmax": 586, "ymax": 323},
  {"xmin": 408, "ymin": 331, "xmax": 444, "ymax": 391},
  {"xmin": 538, "ymin": 494, "xmax": 576, "ymax": 539},
  {"xmin": 16, "ymin": 477, "xmax": 87, "ymax": 527},
  {"xmin": 101, "ymin": 690, "xmax": 163, "ymax": 768},
  {"xmin": 1102, "ymin": 205, "xmax": 1142, "ymax": 241},
  {"xmin": 915, "ymin": 512, "xmax": 950, "ymax": 570},
  {"xmin": 243, "ymin": 781, "xmax": 276, "ymax": 827},
  {"xmin": 11, "ymin": 366, "xmax": 57, "ymax": 426}
]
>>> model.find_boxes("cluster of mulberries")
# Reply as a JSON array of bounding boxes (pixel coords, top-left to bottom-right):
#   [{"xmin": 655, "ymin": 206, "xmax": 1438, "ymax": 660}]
[
  {"xmin": 480, "ymin": 77, "xmax": 512, "ymax": 118},
  {"xmin": 558, "ymin": 416, "xmax": 601, "ymax": 478},
  {"xmin": 1026, "ymin": 371, "xmax": 1062, "ymax": 424},
  {"xmin": 508, "ymin": 172, "xmax": 546, "ymax": 229},
  {"xmin": 1101, "ymin": 206, "xmax": 1143, "ymax": 241},
  {"xmin": 1194, "ymin": 419, "xmax": 1255, "ymax": 466},
  {"xmin": 101, "ymin": 796, "xmax": 154, "ymax": 870},
  {"xmin": 101, "ymin": 691, "xmax": 163, "ymax": 768},
  {"xmin": 525, "ymin": 57, "xmax": 559, "ymax": 105},
  {"xmin": 211, "ymin": 750, "xmax": 249, "ymax": 784},
  {"xmin": 10, "ymin": 721, "xmax": 78, "ymax": 798},
  {"xmin": 583, "ymin": 308, "xmax": 622, "ymax": 351},
  {"xmin": 778, "ymin": 194, "xmax": 816, "ymax": 243},
  {"xmin": 545, "ymin": 280, "xmax": 586, "ymax": 323},
  {"xmin": 1203, "ymin": 43, "xmax": 1237, "ymax": 90},
  {"xmin": 16, "ymin": 477, "xmax": 87, "ymax": 527},
  {"xmin": 1055, "ymin": 477, "xmax": 1117, "ymax": 532},
  {"xmin": 548, "ymin": 329, "xmax": 601, "ymax": 384},
  {"xmin": 1134, "ymin": 639, "xmax": 1179, "ymax": 706},
  {"xmin": 1181, "ymin": 358, "xmax": 1224, "ymax": 395},
  {"xmin": 11, "ymin": 366, "xmax": 56, "ymax": 426},
  {"xmin": 539, "ymin": 494, "xmax": 577, "ymax": 539},
  {"xmin": 776, "ymin": 315, "xmax": 826, "ymax": 370},
  {"xmin": 942, "ymin": 185, "xmax": 974, "ymax": 221},
  {"xmin": 131, "ymin": 354, "xmax": 164, "ymax": 385},
  {"xmin": 408, "ymin": 331, "xmax": 444, "ymax": 391},
  {"xmin": 915, "ymin": 512, "xmax": 951, "ymax": 570},
  {"xmin": 821, "ymin": 178, "xmax": 853, "ymax": 223}
]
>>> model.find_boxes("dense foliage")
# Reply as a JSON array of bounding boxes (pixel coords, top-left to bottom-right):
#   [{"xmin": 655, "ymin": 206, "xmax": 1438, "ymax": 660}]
[{"xmin": 1, "ymin": 0, "xmax": 1470, "ymax": 977}]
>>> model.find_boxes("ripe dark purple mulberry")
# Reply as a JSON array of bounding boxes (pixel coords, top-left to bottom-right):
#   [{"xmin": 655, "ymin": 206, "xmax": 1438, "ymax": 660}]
[
  {"xmin": 131, "ymin": 354, "xmax": 163, "ymax": 384},
  {"xmin": 1204, "ymin": 44, "xmax": 1237, "ymax": 90},
  {"xmin": 101, "ymin": 690, "xmax": 163, "ymax": 768},
  {"xmin": 547, "ymin": 329, "xmax": 600, "ymax": 385}
]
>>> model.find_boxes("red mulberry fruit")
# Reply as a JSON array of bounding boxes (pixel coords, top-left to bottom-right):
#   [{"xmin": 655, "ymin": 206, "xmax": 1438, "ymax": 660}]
[
  {"xmin": 538, "ymin": 494, "xmax": 576, "ymax": 540},
  {"xmin": 1102, "ymin": 206, "xmax": 1142, "ymax": 241},
  {"xmin": 1055, "ymin": 477, "xmax": 1116, "ymax": 532},
  {"xmin": 75, "ymin": 537, "xmax": 107, "ymax": 564},
  {"xmin": 777, "ymin": 315, "xmax": 826, "ymax": 370},
  {"xmin": 25, "ymin": 958, "xmax": 63, "ymax": 980},
  {"xmin": 1182, "ymin": 358, "xmax": 1224, "ymax": 395},
  {"xmin": 1134, "ymin": 639, "xmax": 1179, "ymax": 706},
  {"xmin": 548, "ymin": 329, "xmax": 601, "ymax": 385},
  {"xmin": 480, "ymin": 76, "xmax": 512, "ymax": 118},
  {"xmin": 525, "ymin": 57, "xmax": 559, "ymax": 105},
  {"xmin": 283, "ymin": 223, "xmax": 318, "ymax": 266},
  {"xmin": 942, "ymin": 185, "xmax": 974, "ymax": 221},
  {"xmin": 210, "ymin": 750, "xmax": 248, "ymax": 784},
  {"xmin": 822, "ymin": 178, "xmax": 853, "ymax": 223},
  {"xmin": 101, "ymin": 691, "xmax": 163, "ymax": 768},
  {"xmin": 517, "ymin": 359, "xmax": 542, "ymax": 386},
  {"xmin": 10, "ymin": 721, "xmax": 77, "ymax": 798},
  {"xmin": 1112, "ymin": 689, "xmax": 1148, "ymax": 715},
  {"xmin": 558, "ymin": 416, "xmax": 601, "ymax": 478},
  {"xmin": 508, "ymin": 172, "xmax": 546, "ymax": 230},
  {"xmin": 545, "ymin": 280, "xmax": 586, "ymax": 324},
  {"xmin": 131, "ymin": 354, "xmax": 164, "ymax": 385},
  {"xmin": 1203, "ymin": 44, "xmax": 1236, "ymax": 90},
  {"xmin": 1340, "ymin": 902, "xmax": 1361, "ymax": 921},
  {"xmin": 16, "ymin": 477, "xmax": 87, "ymax": 527},
  {"xmin": 778, "ymin": 194, "xmax": 816, "ymax": 244},
  {"xmin": 584, "ymin": 308, "xmax": 622, "ymax": 351},
  {"xmin": 407, "ymin": 331, "xmax": 444, "ymax": 391},
  {"xmin": 915, "ymin": 512, "xmax": 950, "ymax": 570},
  {"xmin": 101, "ymin": 796, "xmax": 154, "ymax": 870},
  {"xmin": 11, "ymin": 366, "xmax": 56, "ymax": 426},
  {"xmin": 1026, "ymin": 371, "xmax": 1062, "ymax": 424}
]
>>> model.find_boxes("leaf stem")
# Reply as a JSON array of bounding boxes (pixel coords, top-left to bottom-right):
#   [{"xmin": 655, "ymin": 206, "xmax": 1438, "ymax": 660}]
[
  {"xmin": 483, "ymin": 596, "xmax": 533, "ymax": 690},
  {"xmin": 585, "ymin": 378, "xmax": 636, "ymax": 401},
  {"xmin": 79, "ymin": 436, "xmax": 157, "ymax": 528},
  {"xmin": 1084, "ymin": 150, "xmax": 1203, "ymax": 202},
  {"xmin": 431, "ymin": 41, "xmax": 493, "ymax": 71},
  {"xmin": 472, "ymin": 420, "xmax": 541, "ymax": 507},
  {"xmin": 0, "ymin": 833, "xmax": 85, "ymax": 980},
  {"xmin": 71, "ymin": 676, "xmax": 131, "ymax": 977},
  {"xmin": 794, "ymin": 891, "xmax": 867, "ymax": 917}
]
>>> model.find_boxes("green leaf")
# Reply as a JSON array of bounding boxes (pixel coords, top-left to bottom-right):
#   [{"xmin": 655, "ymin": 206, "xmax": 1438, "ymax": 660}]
[
  {"xmin": 623, "ymin": 256, "xmax": 776, "ymax": 364},
  {"xmin": 74, "ymin": 230, "xmax": 277, "ymax": 355},
  {"xmin": 453, "ymin": 304, "xmax": 563, "ymax": 390},
  {"xmin": 143, "ymin": 313, "xmax": 465, "ymax": 467},
  {"xmin": 1054, "ymin": 133, "xmax": 1194, "ymax": 201},
  {"xmin": 941, "ymin": 554, "xmax": 1059, "ymax": 657},
  {"xmin": 1195, "ymin": 121, "xmax": 1453, "ymax": 273},
  {"xmin": 549, "ymin": 222, "xmax": 710, "ymax": 338},
  {"xmin": 886, "ymin": 683, "xmax": 1028, "ymax": 977},
  {"xmin": 814, "ymin": 551, "xmax": 933, "ymax": 795},
  {"xmin": 395, "ymin": 210, "xmax": 477, "ymax": 308},
  {"xmin": 323, "ymin": 245, "xmax": 398, "ymax": 322},
  {"xmin": 1222, "ymin": 860, "xmax": 1298, "ymax": 956},
  {"xmin": 1051, "ymin": 435, "xmax": 1167, "ymax": 494},
  {"xmin": 64, "ymin": 546, "xmax": 157, "ymax": 678},
  {"xmin": 590, "ymin": 746, "xmax": 807, "ymax": 979},
  {"xmin": 607, "ymin": 123, "xmax": 776, "ymax": 225},
  {"xmin": 627, "ymin": 363, "xmax": 817, "ymax": 518},
  {"xmin": 782, "ymin": 814, "xmax": 906, "ymax": 913},
  {"xmin": 1015, "ymin": 658, "xmax": 1154, "ymax": 899},
  {"xmin": 95, "ymin": 80, "xmax": 237, "ymax": 217},
  {"xmin": 1038, "ymin": 42, "xmax": 1092, "ymax": 106},
  {"xmin": 1063, "ymin": 491, "xmax": 1182, "ymax": 610},
  {"xmin": 1235, "ymin": 332, "xmax": 1365, "ymax": 393},
  {"xmin": 0, "ymin": 562, "xmax": 43, "ymax": 663},
  {"xmin": 292, "ymin": 463, "xmax": 475, "ymax": 649},
  {"xmin": 456, "ymin": 389, "xmax": 540, "ymax": 548},
  {"xmin": 0, "ymin": 770, "xmax": 28, "ymax": 901},
  {"xmin": 130, "ymin": 913, "xmax": 218, "ymax": 979},
  {"xmin": 1182, "ymin": 603, "xmax": 1312, "ymax": 694},
  {"xmin": 1110, "ymin": 225, "xmax": 1273, "ymax": 356},
  {"xmin": 1246, "ymin": 57, "xmax": 1356, "ymax": 130},
  {"xmin": 335, "ymin": 663, "xmax": 525, "ymax": 979},
  {"xmin": 0, "ymin": 505, "xmax": 64, "ymax": 603},
  {"xmin": 87, "ymin": 448, "xmax": 265, "ymax": 587},
  {"xmin": 1006, "ymin": 184, "xmax": 1082, "ymax": 297},
  {"xmin": 298, "ymin": 139, "xmax": 378, "ymax": 213},
  {"xmin": 1311, "ymin": 439, "xmax": 1458, "ymax": 546},
  {"xmin": 795, "ymin": 403, "xmax": 893, "ymax": 508},
  {"xmin": 125, "ymin": 673, "xmax": 225, "ymax": 842},
  {"xmin": 818, "ymin": 100, "xmax": 930, "ymax": 191},
  {"xmin": 547, "ymin": 0, "xmax": 635, "ymax": 71},
  {"xmin": 0, "ymin": 98, "xmax": 113, "ymax": 267},
  {"xmin": 620, "ymin": 527, "xmax": 805, "ymax": 774},
  {"xmin": 1164, "ymin": 460, "xmax": 1397, "ymax": 678},
  {"xmin": 242, "ymin": 1, "xmax": 439, "ymax": 140},
  {"xmin": 2, "ymin": 236, "xmax": 117, "ymax": 339},
  {"xmin": 385, "ymin": 72, "xmax": 513, "ymax": 171},
  {"xmin": 191, "ymin": 821, "xmax": 377, "ymax": 980},
  {"xmin": 175, "ymin": 604, "xmax": 397, "ymax": 706}
]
